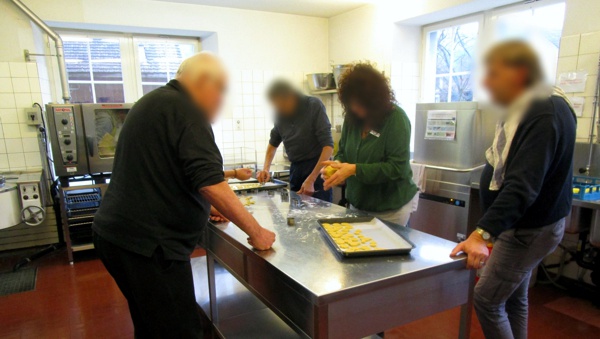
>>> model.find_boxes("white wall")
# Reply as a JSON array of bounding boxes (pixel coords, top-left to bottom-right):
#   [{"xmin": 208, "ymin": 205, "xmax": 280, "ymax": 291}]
[
  {"xmin": 24, "ymin": 0, "xmax": 329, "ymax": 72},
  {"xmin": 0, "ymin": 0, "xmax": 331, "ymax": 167}
]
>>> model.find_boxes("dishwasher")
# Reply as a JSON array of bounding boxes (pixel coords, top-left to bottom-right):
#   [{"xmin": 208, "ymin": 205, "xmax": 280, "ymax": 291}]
[{"xmin": 410, "ymin": 102, "xmax": 496, "ymax": 242}]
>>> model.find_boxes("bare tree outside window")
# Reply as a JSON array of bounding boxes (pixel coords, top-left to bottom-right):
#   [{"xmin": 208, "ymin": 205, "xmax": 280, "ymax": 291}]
[{"xmin": 429, "ymin": 22, "xmax": 479, "ymax": 103}]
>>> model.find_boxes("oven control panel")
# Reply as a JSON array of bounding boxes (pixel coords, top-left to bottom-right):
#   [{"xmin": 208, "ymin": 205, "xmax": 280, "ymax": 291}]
[{"xmin": 51, "ymin": 106, "xmax": 78, "ymax": 166}]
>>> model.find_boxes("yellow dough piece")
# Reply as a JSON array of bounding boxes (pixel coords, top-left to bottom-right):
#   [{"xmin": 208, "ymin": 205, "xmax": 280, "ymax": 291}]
[{"xmin": 370, "ymin": 242, "xmax": 377, "ymax": 247}]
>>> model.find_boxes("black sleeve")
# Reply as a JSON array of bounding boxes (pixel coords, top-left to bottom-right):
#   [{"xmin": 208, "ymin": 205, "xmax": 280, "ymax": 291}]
[
  {"xmin": 178, "ymin": 121, "xmax": 225, "ymax": 191},
  {"xmin": 312, "ymin": 99, "xmax": 334, "ymax": 148},
  {"xmin": 477, "ymin": 115, "xmax": 558, "ymax": 236},
  {"xmin": 269, "ymin": 126, "xmax": 282, "ymax": 147}
]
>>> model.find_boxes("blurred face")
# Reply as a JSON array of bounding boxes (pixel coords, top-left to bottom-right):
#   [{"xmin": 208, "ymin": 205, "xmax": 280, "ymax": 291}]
[
  {"xmin": 483, "ymin": 59, "xmax": 528, "ymax": 106},
  {"xmin": 271, "ymin": 94, "xmax": 298, "ymax": 117},
  {"xmin": 349, "ymin": 100, "xmax": 368, "ymax": 120},
  {"xmin": 187, "ymin": 74, "xmax": 228, "ymax": 123}
]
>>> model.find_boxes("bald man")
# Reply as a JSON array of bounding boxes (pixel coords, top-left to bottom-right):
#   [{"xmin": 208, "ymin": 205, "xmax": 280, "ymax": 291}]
[{"xmin": 92, "ymin": 52, "xmax": 275, "ymax": 338}]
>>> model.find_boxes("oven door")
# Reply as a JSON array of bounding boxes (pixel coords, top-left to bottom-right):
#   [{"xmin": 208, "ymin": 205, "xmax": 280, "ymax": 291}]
[{"xmin": 81, "ymin": 103, "xmax": 133, "ymax": 174}]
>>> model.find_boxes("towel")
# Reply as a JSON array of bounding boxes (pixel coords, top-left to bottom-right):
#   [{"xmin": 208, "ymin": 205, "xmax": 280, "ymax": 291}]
[{"xmin": 410, "ymin": 162, "xmax": 427, "ymax": 193}]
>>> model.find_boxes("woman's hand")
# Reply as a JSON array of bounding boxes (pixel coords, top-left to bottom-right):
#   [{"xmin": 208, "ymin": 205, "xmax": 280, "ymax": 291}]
[
  {"xmin": 234, "ymin": 168, "xmax": 253, "ymax": 181},
  {"xmin": 321, "ymin": 161, "xmax": 356, "ymax": 191}
]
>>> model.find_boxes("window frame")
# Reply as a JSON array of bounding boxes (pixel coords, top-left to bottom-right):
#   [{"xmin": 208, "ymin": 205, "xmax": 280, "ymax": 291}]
[
  {"xmin": 421, "ymin": 14, "xmax": 484, "ymax": 103},
  {"xmin": 58, "ymin": 30, "xmax": 200, "ymax": 103},
  {"xmin": 132, "ymin": 36, "xmax": 200, "ymax": 97}
]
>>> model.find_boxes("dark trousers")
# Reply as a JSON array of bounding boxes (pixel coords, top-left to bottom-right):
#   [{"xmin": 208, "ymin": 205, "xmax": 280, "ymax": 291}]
[
  {"xmin": 290, "ymin": 157, "xmax": 332, "ymax": 202},
  {"xmin": 93, "ymin": 232, "xmax": 204, "ymax": 339}
]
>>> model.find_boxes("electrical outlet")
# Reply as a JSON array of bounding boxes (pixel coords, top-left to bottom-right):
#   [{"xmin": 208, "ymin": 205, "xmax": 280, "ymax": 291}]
[{"xmin": 25, "ymin": 108, "xmax": 41, "ymax": 126}]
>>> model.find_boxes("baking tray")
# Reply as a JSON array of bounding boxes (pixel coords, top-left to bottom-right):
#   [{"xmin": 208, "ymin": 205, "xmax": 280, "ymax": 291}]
[
  {"xmin": 317, "ymin": 217, "xmax": 415, "ymax": 257},
  {"xmin": 229, "ymin": 180, "xmax": 287, "ymax": 192}
]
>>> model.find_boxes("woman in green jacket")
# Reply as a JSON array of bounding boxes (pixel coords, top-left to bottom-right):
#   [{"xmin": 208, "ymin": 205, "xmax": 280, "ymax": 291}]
[{"xmin": 322, "ymin": 63, "xmax": 418, "ymax": 226}]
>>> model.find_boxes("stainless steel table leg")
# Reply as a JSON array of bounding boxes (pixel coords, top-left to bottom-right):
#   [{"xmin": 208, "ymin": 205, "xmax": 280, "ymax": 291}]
[
  {"xmin": 313, "ymin": 304, "xmax": 329, "ymax": 339},
  {"xmin": 207, "ymin": 253, "xmax": 219, "ymax": 324},
  {"xmin": 458, "ymin": 269, "xmax": 476, "ymax": 339}
]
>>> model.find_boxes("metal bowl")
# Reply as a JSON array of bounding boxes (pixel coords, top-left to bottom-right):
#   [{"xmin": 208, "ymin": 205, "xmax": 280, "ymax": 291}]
[
  {"xmin": 332, "ymin": 64, "xmax": 352, "ymax": 87},
  {"xmin": 306, "ymin": 73, "xmax": 335, "ymax": 92}
]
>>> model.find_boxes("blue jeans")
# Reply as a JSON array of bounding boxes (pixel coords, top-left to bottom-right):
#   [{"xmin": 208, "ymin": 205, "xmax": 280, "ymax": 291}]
[
  {"xmin": 474, "ymin": 219, "xmax": 565, "ymax": 339},
  {"xmin": 289, "ymin": 157, "xmax": 332, "ymax": 202}
]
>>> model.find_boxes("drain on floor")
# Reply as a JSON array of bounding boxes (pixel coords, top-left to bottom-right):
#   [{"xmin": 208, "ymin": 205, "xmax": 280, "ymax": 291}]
[{"xmin": 0, "ymin": 268, "xmax": 37, "ymax": 296}]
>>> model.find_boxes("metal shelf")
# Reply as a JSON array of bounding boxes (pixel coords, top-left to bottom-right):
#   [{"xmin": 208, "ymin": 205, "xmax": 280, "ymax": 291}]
[
  {"xmin": 310, "ymin": 89, "xmax": 337, "ymax": 95},
  {"xmin": 72, "ymin": 243, "xmax": 94, "ymax": 252}
]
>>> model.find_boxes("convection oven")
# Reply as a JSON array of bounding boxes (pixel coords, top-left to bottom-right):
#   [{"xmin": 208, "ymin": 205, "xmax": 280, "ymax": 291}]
[{"xmin": 46, "ymin": 103, "xmax": 134, "ymax": 177}]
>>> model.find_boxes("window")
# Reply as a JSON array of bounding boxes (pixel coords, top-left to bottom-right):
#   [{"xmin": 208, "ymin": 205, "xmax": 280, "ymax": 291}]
[
  {"xmin": 61, "ymin": 32, "xmax": 199, "ymax": 103},
  {"xmin": 64, "ymin": 37, "xmax": 125, "ymax": 103},
  {"xmin": 134, "ymin": 38, "xmax": 197, "ymax": 95},
  {"xmin": 421, "ymin": 1, "xmax": 565, "ymax": 103},
  {"xmin": 485, "ymin": 1, "xmax": 565, "ymax": 84},
  {"xmin": 424, "ymin": 20, "xmax": 480, "ymax": 103}
]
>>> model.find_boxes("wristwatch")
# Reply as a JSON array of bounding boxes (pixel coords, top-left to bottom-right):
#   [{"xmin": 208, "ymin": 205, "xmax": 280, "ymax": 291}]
[{"xmin": 475, "ymin": 227, "xmax": 492, "ymax": 241}]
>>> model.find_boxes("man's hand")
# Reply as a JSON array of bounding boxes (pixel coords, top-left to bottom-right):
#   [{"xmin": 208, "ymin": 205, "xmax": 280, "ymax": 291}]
[
  {"xmin": 200, "ymin": 181, "xmax": 276, "ymax": 251},
  {"xmin": 234, "ymin": 168, "xmax": 253, "ymax": 181},
  {"xmin": 209, "ymin": 206, "xmax": 229, "ymax": 223},
  {"xmin": 321, "ymin": 161, "xmax": 355, "ymax": 191},
  {"xmin": 257, "ymin": 170, "xmax": 271, "ymax": 184},
  {"xmin": 297, "ymin": 177, "xmax": 315, "ymax": 196},
  {"xmin": 248, "ymin": 227, "xmax": 276, "ymax": 250},
  {"xmin": 450, "ymin": 231, "xmax": 490, "ymax": 269}
]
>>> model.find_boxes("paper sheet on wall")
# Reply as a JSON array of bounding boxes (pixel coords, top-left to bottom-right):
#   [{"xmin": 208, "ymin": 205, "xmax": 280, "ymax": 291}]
[
  {"xmin": 557, "ymin": 71, "xmax": 588, "ymax": 93},
  {"xmin": 569, "ymin": 96, "xmax": 585, "ymax": 117},
  {"xmin": 425, "ymin": 110, "xmax": 457, "ymax": 141}
]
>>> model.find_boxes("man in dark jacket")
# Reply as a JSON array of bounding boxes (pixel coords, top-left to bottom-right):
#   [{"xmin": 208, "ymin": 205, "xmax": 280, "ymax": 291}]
[
  {"xmin": 256, "ymin": 80, "xmax": 334, "ymax": 202},
  {"xmin": 93, "ymin": 53, "xmax": 275, "ymax": 338},
  {"xmin": 451, "ymin": 41, "xmax": 576, "ymax": 339}
]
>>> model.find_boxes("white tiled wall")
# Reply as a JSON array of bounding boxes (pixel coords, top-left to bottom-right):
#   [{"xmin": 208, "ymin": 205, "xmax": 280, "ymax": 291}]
[
  {"xmin": 213, "ymin": 69, "xmax": 338, "ymax": 168},
  {"xmin": 0, "ymin": 61, "xmax": 51, "ymax": 172},
  {"xmin": 557, "ymin": 31, "xmax": 600, "ymax": 142},
  {"xmin": 391, "ymin": 61, "xmax": 421, "ymax": 151}
]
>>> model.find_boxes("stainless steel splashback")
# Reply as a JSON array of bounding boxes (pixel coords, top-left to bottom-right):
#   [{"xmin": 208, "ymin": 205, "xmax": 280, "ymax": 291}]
[{"xmin": 414, "ymin": 102, "xmax": 497, "ymax": 169}]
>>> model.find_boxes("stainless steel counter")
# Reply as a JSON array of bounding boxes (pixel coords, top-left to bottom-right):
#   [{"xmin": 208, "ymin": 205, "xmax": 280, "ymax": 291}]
[{"xmin": 198, "ymin": 190, "xmax": 474, "ymax": 338}]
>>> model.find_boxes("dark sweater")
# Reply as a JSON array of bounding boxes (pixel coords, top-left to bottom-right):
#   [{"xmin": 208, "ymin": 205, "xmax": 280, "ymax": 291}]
[
  {"xmin": 93, "ymin": 80, "xmax": 225, "ymax": 261},
  {"xmin": 479, "ymin": 96, "xmax": 576, "ymax": 236},
  {"xmin": 269, "ymin": 96, "xmax": 333, "ymax": 163}
]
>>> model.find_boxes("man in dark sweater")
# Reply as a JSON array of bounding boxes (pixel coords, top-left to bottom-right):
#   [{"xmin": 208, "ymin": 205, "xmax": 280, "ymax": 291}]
[
  {"xmin": 450, "ymin": 41, "xmax": 576, "ymax": 338},
  {"xmin": 256, "ymin": 80, "xmax": 334, "ymax": 202},
  {"xmin": 93, "ymin": 53, "xmax": 275, "ymax": 338}
]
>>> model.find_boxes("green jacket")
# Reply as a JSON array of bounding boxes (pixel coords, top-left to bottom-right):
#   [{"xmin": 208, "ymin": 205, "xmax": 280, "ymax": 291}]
[{"xmin": 335, "ymin": 105, "xmax": 418, "ymax": 212}]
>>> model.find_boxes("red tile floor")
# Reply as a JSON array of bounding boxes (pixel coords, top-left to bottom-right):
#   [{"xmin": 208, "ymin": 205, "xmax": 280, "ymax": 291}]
[{"xmin": 1, "ymin": 246, "xmax": 599, "ymax": 339}]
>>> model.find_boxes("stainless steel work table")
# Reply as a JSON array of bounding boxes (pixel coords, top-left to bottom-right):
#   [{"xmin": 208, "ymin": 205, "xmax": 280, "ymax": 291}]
[{"xmin": 194, "ymin": 190, "xmax": 474, "ymax": 338}]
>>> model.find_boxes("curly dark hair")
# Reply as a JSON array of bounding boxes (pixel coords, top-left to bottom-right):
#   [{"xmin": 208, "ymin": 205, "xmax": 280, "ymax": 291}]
[{"xmin": 337, "ymin": 62, "xmax": 396, "ymax": 130}]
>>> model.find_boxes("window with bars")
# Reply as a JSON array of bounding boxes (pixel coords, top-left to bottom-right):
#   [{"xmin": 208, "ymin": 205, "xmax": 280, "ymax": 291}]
[
  {"xmin": 64, "ymin": 37, "xmax": 125, "ymax": 103},
  {"xmin": 421, "ymin": 1, "xmax": 566, "ymax": 103},
  {"xmin": 61, "ymin": 33, "xmax": 199, "ymax": 103},
  {"xmin": 136, "ymin": 39, "xmax": 197, "ymax": 95},
  {"xmin": 423, "ymin": 21, "xmax": 479, "ymax": 103}
]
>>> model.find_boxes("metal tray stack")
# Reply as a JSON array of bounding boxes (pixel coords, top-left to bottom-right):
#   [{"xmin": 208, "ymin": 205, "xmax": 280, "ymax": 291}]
[
  {"xmin": 228, "ymin": 180, "xmax": 287, "ymax": 193},
  {"xmin": 318, "ymin": 217, "xmax": 415, "ymax": 257}
]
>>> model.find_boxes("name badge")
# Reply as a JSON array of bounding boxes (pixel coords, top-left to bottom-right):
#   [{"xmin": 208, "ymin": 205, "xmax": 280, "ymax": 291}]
[{"xmin": 369, "ymin": 130, "xmax": 380, "ymax": 138}]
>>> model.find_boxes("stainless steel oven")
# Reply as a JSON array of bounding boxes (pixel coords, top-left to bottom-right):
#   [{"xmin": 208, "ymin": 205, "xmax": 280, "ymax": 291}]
[{"xmin": 46, "ymin": 103, "xmax": 133, "ymax": 177}]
